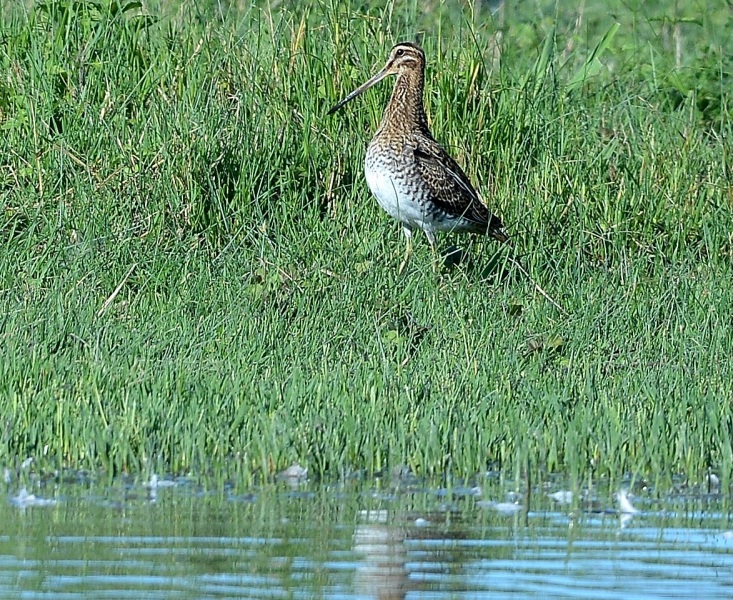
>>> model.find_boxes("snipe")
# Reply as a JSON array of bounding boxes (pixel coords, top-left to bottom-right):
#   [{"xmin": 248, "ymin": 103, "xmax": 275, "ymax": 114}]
[{"xmin": 328, "ymin": 42, "xmax": 507, "ymax": 272}]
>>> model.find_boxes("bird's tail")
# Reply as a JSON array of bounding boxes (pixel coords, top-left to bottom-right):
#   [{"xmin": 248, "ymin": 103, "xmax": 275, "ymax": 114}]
[{"xmin": 489, "ymin": 214, "xmax": 509, "ymax": 243}]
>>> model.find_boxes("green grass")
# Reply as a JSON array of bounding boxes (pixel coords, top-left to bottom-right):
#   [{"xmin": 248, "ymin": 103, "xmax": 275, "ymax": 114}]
[{"xmin": 0, "ymin": 0, "xmax": 731, "ymax": 491}]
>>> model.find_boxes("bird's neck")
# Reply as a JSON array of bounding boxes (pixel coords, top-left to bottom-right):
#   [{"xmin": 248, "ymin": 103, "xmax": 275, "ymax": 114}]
[{"xmin": 380, "ymin": 67, "xmax": 428, "ymax": 133}]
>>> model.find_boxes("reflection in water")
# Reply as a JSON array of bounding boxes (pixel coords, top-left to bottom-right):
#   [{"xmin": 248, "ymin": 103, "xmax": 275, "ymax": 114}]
[
  {"xmin": 353, "ymin": 510, "xmax": 408, "ymax": 600},
  {"xmin": 0, "ymin": 477, "xmax": 732, "ymax": 599}
]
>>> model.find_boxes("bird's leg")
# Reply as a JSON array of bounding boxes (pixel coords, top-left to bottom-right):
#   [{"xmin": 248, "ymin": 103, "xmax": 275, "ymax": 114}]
[
  {"xmin": 398, "ymin": 226, "xmax": 413, "ymax": 274},
  {"xmin": 425, "ymin": 230, "xmax": 438, "ymax": 272}
]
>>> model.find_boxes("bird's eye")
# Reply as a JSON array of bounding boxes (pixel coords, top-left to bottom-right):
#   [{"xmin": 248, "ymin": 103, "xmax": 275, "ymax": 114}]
[{"xmin": 396, "ymin": 48, "xmax": 404, "ymax": 57}]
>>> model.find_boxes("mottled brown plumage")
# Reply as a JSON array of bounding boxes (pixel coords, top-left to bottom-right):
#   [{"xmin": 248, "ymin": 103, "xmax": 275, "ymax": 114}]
[{"xmin": 328, "ymin": 42, "xmax": 507, "ymax": 270}]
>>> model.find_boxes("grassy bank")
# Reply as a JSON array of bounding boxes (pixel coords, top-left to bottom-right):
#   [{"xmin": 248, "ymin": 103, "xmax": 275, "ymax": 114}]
[{"xmin": 1, "ymin": 0, "xmax": 731, "ymax": 490}]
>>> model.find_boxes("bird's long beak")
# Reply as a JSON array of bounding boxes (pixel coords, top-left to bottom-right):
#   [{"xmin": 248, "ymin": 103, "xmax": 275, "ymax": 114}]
[{"xmin": 327, "ymin": 65, "xmax": 391, "ymax": 115}]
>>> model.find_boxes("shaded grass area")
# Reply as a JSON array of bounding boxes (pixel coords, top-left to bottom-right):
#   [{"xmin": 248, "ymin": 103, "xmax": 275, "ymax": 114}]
[{"xmin": 0, "ymin": 0, "xmax": 731, "ymax": 489}]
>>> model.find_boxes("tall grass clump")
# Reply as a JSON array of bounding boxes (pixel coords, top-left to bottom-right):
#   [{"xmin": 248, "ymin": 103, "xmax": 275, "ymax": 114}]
[{"xmin": 0, "ymin": 0, "xmax": 731, "ymax": 492}]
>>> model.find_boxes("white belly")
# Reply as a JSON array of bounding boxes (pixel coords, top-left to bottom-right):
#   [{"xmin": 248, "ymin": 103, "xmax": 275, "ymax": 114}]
[{"xmin": 364, "ymin": 161, "xmax": 430, "ymax": 233}]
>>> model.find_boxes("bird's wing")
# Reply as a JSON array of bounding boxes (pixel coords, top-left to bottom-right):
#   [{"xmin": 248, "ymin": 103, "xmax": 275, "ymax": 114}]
[
  {"xmin": 410, "ymin": 136, "xmax": 507, "ymax": 240},
  {"xmin": 410, "ymin": 137, "xmax": 493, "ymax": 224}
]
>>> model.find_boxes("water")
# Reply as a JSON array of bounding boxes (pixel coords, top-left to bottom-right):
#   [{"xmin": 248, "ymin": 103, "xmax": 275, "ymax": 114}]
[{"xmin": 1, "ymin": 474, "xmax": 731, "ymax": 599}]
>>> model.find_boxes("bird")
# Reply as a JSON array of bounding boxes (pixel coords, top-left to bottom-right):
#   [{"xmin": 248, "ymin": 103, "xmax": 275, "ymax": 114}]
[{"xmin": 327, "ymin": 41, "xmax": 507, "ymax": 273}]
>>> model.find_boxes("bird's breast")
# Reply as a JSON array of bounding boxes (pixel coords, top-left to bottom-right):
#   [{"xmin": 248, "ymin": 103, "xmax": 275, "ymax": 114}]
[{"xmin": 364, "ymin": 140, "xmax": 430, "ymax": 230}]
